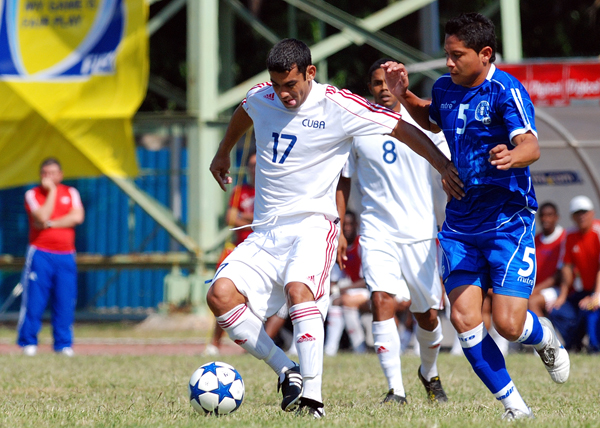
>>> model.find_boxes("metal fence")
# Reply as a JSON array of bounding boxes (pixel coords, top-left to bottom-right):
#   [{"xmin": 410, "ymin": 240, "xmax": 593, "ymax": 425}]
[{"xmin": 0, "ymin": 145, "xmax": 189, "ymax": 316}]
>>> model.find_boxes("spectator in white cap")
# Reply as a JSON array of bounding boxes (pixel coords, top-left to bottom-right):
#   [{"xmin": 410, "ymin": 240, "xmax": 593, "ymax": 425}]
[
  {"xmin": 549, "ymin": 195, "xmax": 600, "ymax": 352},
  {"xmin": 570, "ymin": 195, "xmax": 594, "ymax": 215}
]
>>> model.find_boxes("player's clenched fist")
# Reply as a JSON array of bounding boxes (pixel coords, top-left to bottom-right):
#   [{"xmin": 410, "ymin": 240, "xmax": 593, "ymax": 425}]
[{"xmin": 210, "ymin": 151, "xmax": 233, "ymax": 191}]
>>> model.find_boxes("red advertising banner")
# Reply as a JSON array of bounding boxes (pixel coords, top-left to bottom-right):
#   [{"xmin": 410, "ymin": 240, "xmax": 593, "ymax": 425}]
[{"xmin": 498, "ymin": 61, "xmax": 600, "ymax": 106}]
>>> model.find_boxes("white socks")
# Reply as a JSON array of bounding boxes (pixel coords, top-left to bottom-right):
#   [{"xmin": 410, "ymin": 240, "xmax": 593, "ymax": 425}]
[
  {"xmin": 216, "ymin": 304, "xmax": 294, "ymax": 376},
  {"xmin": 290, "ymin": 302, "xmax": 324, "ymax": 403},
  {"xmin": 343, "ymin": 306, "xmax": 367, "ymax": 353},
  {"xmin": 372, "ymin": 318, "xmax": 405, "ymax": 396},
  {"xmin": 416, "ymin": 319, "xmax": 443, "ymax": 381},
  {"xmin": 324, "ymin": 305, "xmax": 344, "ymax": 356}
]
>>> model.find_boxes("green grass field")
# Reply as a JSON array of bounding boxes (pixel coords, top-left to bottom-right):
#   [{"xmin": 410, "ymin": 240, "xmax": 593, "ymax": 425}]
[{"xmin": 1, "ymin": 337, "xmax": 600, "ymax": 428}]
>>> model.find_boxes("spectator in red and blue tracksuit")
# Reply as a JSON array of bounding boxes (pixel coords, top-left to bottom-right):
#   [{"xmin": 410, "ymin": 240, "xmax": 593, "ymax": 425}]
[{"xmin": 17, "ymin": 157, "xmax": 85, "ymax": 356}]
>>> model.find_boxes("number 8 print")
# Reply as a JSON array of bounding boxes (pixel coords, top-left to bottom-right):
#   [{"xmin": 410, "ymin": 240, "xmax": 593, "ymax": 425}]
[{"xmin": 382, "ymin": 140, "xmax": 397, "ymax": 164}]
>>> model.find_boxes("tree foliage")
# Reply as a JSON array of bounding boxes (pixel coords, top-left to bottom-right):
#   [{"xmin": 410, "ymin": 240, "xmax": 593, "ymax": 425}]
[{"xmin": 141, "ymin": 0, "xmax": 600, "ymax": 112}]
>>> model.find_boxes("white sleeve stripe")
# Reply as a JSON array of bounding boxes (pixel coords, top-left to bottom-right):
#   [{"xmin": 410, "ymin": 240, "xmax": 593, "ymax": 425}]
[
  {"xmin": 510, "ymin": 88, "xmax": 530, "ymax": 127},
  {"xmin": 491, "ymin": 78, "xmax": 506, "ymax": 90},
  {"xmin": 68, "ymin": 188, "xmax": 83, "ymax": 209},
  {"xmin": 515, "ymin": 89, "xmax": 530, "ymax": 126},
  {"xmin": 25, "ymin": 189, "xmax": 39, "ymax": 211},
  {"xmin": 508, "ymin": 127, "xmax": 538, "ymax": 144}
]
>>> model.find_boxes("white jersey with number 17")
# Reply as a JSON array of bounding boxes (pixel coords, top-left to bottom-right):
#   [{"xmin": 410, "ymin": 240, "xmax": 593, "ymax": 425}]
[{"xmin": 242, "ymin": 80, "xmax": 401, "ymax": 228}]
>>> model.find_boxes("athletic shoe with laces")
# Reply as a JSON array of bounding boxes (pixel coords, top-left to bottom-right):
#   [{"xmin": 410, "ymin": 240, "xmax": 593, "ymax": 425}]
[
  {"xmin": 418, "ymin": 366, "xmax": 448, "ymax": 403},
  {"xmin": 381, "ymin": 389, "xmax": 408, "ymax": 405},
  {"xmin": 538, "ymin": 317, "xmax": 570, "ymax": 384},
  {"xmin": 277, "ymin": 365, "xmax": 303, "ymax": 411},
  {"xmin": 296, "ymin": 397, "xmax": 325, "ymax": 419},
  {"xmin": 501, "ymin": 406, "xmax": 534, "ymax": 421}
]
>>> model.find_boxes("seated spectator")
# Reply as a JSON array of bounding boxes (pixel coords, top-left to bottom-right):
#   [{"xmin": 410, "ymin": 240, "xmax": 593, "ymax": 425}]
[
  {"xmin": 325, "ymin": 211, "xmax": 370, "ymax": 355},
  {"xmin": 549, "ymin": 196, "xmax": 600, "ymax": 352},
  {"xmin": 529, "ymin": 202, "xmax": 567, "ymax": 316}
]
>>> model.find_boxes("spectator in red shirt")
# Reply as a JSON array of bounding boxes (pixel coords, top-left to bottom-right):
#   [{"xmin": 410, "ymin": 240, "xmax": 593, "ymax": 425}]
[
  {"xmin": 17, "ymin": 158, "xmax": 85, "ymax": 357},
  {"xmin": 528, "ymin": 202, "xmax": 567, "ymax": 316},
  {"xmin": 225, "ymin": 153, "xmax": 257, "ymax": 245},
  {"xmin": 549, "ymin": 195, "xmax": 600, "ymax": 352}
]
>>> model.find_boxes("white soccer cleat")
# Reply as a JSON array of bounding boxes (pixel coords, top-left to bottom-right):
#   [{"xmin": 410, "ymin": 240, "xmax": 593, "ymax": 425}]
[
  {"xmin": 538, "ymin": 317, "xmax": 570, "ymax": 384},
  {"xmin": 58, "ymin": 347, "xmax": 74, "ymax": 357},
  {"xmin": 22, "ymin": 345, "xmax": 37, "ymax": 356},
  {"xmin": 501, "ymin": 406, "xmax": 534, "ymax": 420}
]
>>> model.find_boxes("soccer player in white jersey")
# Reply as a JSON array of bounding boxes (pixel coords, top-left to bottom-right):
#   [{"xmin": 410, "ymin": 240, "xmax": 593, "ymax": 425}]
[
  {"xmin": 208, "ymin": 38, "xmax": 464, "ymax": 418},
  {"xmin": 338, "ymin": 58, "xmax": 450, "ymax": 405}
]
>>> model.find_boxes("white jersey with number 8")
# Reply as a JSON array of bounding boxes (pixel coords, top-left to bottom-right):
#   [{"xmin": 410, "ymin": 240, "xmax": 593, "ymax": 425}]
[{"xmin": 343, "ymin": 105, "xmax": 450, "ymax": 243}]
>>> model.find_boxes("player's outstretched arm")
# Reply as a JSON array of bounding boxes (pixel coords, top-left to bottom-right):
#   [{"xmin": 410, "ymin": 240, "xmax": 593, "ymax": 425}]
[
  {"xmin": 392, "ymin": 120, "xmax": 464, "ymax": 201},
  {"xmin": 489, "ymin": 132, "xmax": 540, "ymax": 170},
  {"xmin": 209, "ymin": 105, "xmax": 253, "ymax": 191},
  {"xmin": 381, "ymin": 61, "xmax": 439, "ymax": 133}
]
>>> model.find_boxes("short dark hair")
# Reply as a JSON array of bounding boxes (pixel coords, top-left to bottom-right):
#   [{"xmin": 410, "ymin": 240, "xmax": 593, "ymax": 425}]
[
  {"xmin": 40, "ymin": 157, "xmax": 61, "ymax": 170},
  {"xmin": 367, "ymin": 58, "xmax": 398, "ymax": 82},
  {"xmin": 445, "ymin": 13, "xmax": 496, "ymax": 63},
  {"xmin": 266, "ymin": 38, "xmax": 312, "ymax": 76},
  {"xmin": 539, "ymin": 201, "xmax": 559, "ymax": 215}
]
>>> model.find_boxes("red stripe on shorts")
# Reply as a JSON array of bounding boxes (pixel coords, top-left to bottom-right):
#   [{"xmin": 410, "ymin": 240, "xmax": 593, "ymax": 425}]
[{"xmin": 316, "ymin": 219, "xmax": 337, "ymax": 300}]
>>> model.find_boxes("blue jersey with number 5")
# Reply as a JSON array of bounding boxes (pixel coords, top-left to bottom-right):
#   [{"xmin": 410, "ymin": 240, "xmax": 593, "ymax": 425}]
[{"xmin": 429, "ymin": 64, "xmax": 538, "ymax": 233}]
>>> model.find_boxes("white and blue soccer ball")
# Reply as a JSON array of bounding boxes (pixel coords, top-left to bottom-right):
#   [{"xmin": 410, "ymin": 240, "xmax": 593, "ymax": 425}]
[{"xmin": 189, "ymin": 361, "xmax": 245, "ymax": 415}]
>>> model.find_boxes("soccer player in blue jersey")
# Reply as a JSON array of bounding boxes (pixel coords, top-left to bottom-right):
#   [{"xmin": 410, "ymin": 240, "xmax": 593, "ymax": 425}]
[{"xmin": 381, "ymin": 13, "xmax": 570, "ymax": 420}]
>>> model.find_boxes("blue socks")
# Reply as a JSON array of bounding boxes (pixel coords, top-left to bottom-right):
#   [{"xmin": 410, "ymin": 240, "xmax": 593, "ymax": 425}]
[
  {"xmin": 516, "ymin": 310, "xmax": 545, "ymax": 346},
  {"xmin": 458, "ymin": 323, "xmax": 511, "ymax": 394}
]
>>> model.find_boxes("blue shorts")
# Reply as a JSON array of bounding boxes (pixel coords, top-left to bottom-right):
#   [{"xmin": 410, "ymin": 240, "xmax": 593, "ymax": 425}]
[{"xmin": 439, "ymin": 209, "xmax": 536, "ymax": 299}]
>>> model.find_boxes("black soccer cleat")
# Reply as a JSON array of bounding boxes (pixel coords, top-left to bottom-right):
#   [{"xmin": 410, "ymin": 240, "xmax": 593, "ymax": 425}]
[
  {"xmin": 278, "ymin": 365, "xmax": 303, "ymax": 411},
  {"xmin": 382, "ymin": 388, "xmax": 408, "ymax": 405},
  {"xmin": 418, "ymin": 366, "xmax": 448, "ymax": 403},
  {"xmin": 296, "ymin": 397, "xmax": 325, "ymax": 419}
]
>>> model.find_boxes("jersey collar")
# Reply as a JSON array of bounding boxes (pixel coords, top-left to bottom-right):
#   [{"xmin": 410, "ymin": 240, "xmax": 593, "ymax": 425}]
[{"xmin": 485, "ymin": 64, "xmax": 497, "ymax": 82}]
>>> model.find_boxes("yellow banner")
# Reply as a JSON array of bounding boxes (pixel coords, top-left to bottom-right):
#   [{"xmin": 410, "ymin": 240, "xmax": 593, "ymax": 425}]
[{"xmin": 0, "ymin": 0, "xmax": 148, "ymax": 188}]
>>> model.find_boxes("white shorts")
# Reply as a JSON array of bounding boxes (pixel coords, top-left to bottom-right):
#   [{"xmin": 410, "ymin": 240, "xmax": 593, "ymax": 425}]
[
  {"xmin": 360, "ymin": 235, "xmax": 443, "ymax": 314},
  {"xmin": 540, "ymin": 286, "xmax": 559, "ymax": 312},
  {"xmin": 212, "ymin": 213, "xmax": 339, "ymax": 321}
]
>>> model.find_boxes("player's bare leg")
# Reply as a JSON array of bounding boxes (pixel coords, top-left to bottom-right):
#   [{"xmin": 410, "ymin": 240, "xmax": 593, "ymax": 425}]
[
  {"xmin": 324, "ymin": 296, "xmax": 344, "ymax": 356},
  {"xmin": 527, "ymin": 292, "xmax": 547, "ymax": 317},
  {"xmin": 206, "ymin": 278, "xmax": 300, "ymax": 411},
  {"xmin": 203, "ymin": 323, "xmax": 225, "ymax": 356},
  {"xmin": 341, "ymin": 292, "xmax": 368, "ymax": 353},
  {"xmin": 371, "ymin": 291, "xmax": 407, "ymax": 404},
  {"xmin": 286, "ymin": 281, "xmax": 325, "ymax": 417},
  {"xmin": 492, "ymin": 293, "xmax": 570, "ymax": 384}
]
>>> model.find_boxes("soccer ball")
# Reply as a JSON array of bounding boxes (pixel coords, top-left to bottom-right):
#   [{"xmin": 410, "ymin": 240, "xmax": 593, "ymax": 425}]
[{"xmin": 189, "ymin": 361, "xmax": 245, "ymax": 415}]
